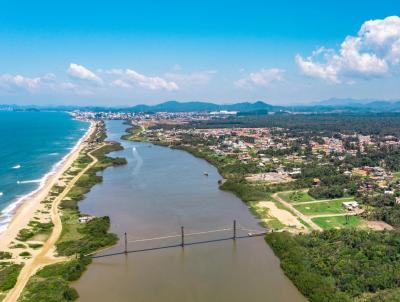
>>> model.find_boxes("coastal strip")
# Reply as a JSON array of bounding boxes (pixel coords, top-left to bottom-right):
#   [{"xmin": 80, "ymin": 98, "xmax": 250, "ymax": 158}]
[
  {"xmin": 0, "ymin": 120, "xmax": 92, "ymax": 235},
  {"xmin": 0, "ymin": 120, "xmax": 127, "ymax": 301},
  {"xmin": 0, "ymin": 121, "xmax": 95, "ymax": 255}
]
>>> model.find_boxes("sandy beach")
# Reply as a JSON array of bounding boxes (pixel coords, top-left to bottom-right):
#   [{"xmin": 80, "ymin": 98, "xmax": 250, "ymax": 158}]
[{"xmin": 0, "ymin": 120, "xmax": 95, "ymax": 256}]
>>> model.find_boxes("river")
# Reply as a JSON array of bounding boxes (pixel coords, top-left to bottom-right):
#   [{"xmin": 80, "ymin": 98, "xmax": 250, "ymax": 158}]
[{"xmin": 73, "ymin": 120, "xmax": 306, "ymax": 302}]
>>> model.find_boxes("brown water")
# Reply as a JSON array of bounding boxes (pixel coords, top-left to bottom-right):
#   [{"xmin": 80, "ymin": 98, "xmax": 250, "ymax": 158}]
[{"xmin": 73, "ymin": 120, "xmax": 307, "ymax": 302}]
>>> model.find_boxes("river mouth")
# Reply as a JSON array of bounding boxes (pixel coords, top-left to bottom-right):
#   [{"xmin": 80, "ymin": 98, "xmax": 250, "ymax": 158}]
[{"xmin": 72, "ymin": 120, "xmax": 306, "ymax": 302}]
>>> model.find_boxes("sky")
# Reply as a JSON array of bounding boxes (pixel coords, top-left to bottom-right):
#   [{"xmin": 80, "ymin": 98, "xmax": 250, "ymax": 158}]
[{"xmin": 0, "ymin": 0, "xmax": 400, "ymax": 106}]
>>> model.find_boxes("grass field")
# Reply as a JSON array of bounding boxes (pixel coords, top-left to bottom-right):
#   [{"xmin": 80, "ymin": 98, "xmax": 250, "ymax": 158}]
[
  {"xmin": 248, "ymin": 201, "xmax": 285, "ymax": 230},
  {"xmin": 294, "ymin": 199, "xmax": 347, "ymax": 216},
  {"xmin": 312, "ymin": 215, "xmax": 362, "ymax": 230},
  {"xmin": 278, "ymin": 191, "xmax": 315, "ymax": 203}
]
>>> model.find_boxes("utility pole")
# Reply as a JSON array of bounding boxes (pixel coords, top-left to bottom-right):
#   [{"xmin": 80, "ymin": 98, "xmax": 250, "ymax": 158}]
[
  {"xmin": 233, "ymin": 220, "xmax": 236, "ymax": 240},
  {"xmin": 124, "ymin": 232, "xmax": 127, "ymax": 254},
  {"xmin": 181, "ymin": 226, "xmax": 185, "ymax": 248}
]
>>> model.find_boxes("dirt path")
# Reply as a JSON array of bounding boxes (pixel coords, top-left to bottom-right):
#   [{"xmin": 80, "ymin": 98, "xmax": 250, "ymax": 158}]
[
  {"xmin": 4, "ymin": 145, "xmax": 102, "ymax": 302},
  {"xmin": 291, "ymin": 198, "xmax": 353, "ymax": 206},
  {"xmin": 309, "ymin": 211, "xmax": 361, "ymax": 218},
  {"xmin": 257, "ymin": 201, "xmax": 306, "ymax": 231},
  {"xmin": 272, "ymin": 193, "xmax": 323, "ymax": 231}
]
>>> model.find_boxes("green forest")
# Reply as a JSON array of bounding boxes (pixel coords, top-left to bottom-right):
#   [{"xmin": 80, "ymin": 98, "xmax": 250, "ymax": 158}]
[{"xmin": 266, "ymin": 230, "xmax": 400, "ymax": 302}]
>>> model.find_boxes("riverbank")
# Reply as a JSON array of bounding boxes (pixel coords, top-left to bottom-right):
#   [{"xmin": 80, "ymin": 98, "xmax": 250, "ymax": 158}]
[
  {"xmin": 0, "ymin": 120, "xmax": 127, "ymax": 301},
  {"xmin": 121, "ymin": 124, "xmax": 304, "ymax": 232},
  {"xmin": 71, "ymin": 120, "xmax": 307, "ymax": 302},
  {"xmin": 121, "ymin": 121, "xmax": 400, "ymax": 302}
]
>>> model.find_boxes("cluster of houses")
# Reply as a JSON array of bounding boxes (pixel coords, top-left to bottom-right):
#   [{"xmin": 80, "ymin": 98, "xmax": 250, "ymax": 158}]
[{"xmin": 142, "ymin": 126, "xmax": 398, "ymax": 187}]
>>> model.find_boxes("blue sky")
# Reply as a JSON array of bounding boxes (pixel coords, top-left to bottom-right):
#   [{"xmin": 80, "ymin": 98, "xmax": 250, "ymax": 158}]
[{"xmin": 0, "ymin": 0, "xmax": 399, "ymax": 106}]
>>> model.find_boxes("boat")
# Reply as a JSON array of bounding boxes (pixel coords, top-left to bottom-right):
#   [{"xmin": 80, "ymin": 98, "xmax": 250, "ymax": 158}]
[
  {"xmin": 248, "ymin": 232, "xmax": 267, "ymax": 237},
  {"xmin": 203, "ymin": 172, "xmax": 209, "ymax": 176}
]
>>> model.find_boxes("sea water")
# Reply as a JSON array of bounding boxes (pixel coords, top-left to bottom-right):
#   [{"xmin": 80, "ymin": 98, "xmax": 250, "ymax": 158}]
[{"xmin": 0, "ymin": 111, "xmax": 88, "ymax": 232}]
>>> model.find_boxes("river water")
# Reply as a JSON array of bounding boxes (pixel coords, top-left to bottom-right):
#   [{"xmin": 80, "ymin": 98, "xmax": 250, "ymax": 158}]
[{"xmin": 73, "ymin": 120, "xmax": 306, "ymax": 302}]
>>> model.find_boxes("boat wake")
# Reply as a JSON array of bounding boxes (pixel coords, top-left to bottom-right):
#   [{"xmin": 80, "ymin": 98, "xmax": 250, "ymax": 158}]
[
  {"xmin": 131, "ymin": 146, "xmax": 143, "ymax": 175},
  {"xmin": 17, "ymin": 179, "xmax": 42, "ymax": 184}
]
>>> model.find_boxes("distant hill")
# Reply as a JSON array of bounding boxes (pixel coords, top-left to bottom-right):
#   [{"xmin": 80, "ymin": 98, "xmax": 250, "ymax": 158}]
[
  {"xmin": 3, "ymin": 99, "xmax": 400, "ymax": 114},
  {"xmin": 126, "ymin": 100, "xmax": 281, "ymax": 113},
  {"xmin": 313, "ymin": 98, "xmax": 400, "ymax": 109}
]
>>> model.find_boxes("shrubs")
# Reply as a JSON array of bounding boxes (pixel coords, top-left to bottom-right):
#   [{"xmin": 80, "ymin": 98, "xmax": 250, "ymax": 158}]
[
  {"xmin": 0, "ymin": 251, "xmax": 12, "ymax": 260},
  {"xmin": 28, "ymin": 243, "xmax": 43, "ymax": 249},
  {"xmin": 16, "ymin": 229, "xmax": 35, "ymax": 241},
  {"xmin": 19, "ymin": 276, "xmax": 79, "ymax": 302},
  {"xmin": 90, "ymin": 143, "xmax": 126, "ymax": 168},
  {"xmin": 10, "ymin": 243, "xmax": 26, "ymax": 249},
  {"xmin": 266, "ymin": 232, "xmax": 350, "ymax": 302},
  {"xmin": 266, "ymin": 230, "xmax": 400, "ymax": 302},
  {"xmin": 16, "ymin": 221, "xmax": 54, "ymax": 242},
  {"xmin": 19, "ymin": 251, "xmax": 31, "ymax": 257},
  {"xmin": 0, "ymin": 263, "xmax": 23, "ymax": 291},
  {"xmin": 56, "ymin": 216, "xmax": 117, "ymax": 256},
  {"xmin": 60, "ymin": 142, "xmax": 126, "ymax": 212},
  {"xmin": 57, "ymin": 142, "xmax": 123, "ymax": 257},
  {"xmin": 308, "ymin": 185, "xmax": 345, "ymax": 199},
  {"xmin": 220, "ymin": 179, "xmax": 270, "ymax": 202},
  {"xmin": 37, "ymin": 258, "xmax": 91, "ymax": 281}
]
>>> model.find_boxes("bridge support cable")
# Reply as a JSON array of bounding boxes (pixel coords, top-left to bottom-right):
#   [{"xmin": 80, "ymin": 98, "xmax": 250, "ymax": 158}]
[{"xmin": 88, "ymin": 221, "xmax": 268, "ymax": 258}]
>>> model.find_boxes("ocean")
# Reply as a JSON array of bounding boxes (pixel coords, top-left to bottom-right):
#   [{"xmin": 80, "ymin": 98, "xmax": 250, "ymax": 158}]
[{"xmin": 0, "ymin": 110, "xmax": 89, "ymax": 232}]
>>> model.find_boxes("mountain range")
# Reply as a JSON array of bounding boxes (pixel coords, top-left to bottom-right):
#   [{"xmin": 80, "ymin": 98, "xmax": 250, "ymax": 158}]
[{"xmin": 2, "ymin": 99, "xmax": 400, "ymax": 113}]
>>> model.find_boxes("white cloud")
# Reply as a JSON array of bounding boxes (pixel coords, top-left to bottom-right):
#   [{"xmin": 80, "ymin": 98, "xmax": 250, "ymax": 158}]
[
  {"xmin": 111, "ymin": 79, "xmax": 132, "ymax": 89},
  {"xmin": 235, "ymin": 68, "xmax": 285, "ymax": 88},
  {"xmin": 0, "ymin": 72, "xmax": 97, "ymax": 95},
  {"xmin": 164, "ymin": 70, "xmax": 217, "ymax": 85},
  {"xmin": 67, "ymin": 63, "xmax": 103, "ymax": 84},
  {"xmin": 0, "ymin": 73, "xmax": 55, "ymax": 92},
  {"xmin": 108, "ymin": 69, "xmax": 179, "ymax": 91},
  {"xmin": 296, "ymin": 16, "xmax": 400, "ymax": 83}
]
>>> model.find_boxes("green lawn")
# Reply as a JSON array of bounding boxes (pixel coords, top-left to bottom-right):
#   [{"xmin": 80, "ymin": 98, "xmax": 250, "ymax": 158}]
[
  {"xmin": 294, "ymin": 199, "xmax": 347, "ymax": 216},
  {"xmin": 312, "ymin": 215, "xmax": 362, "ymax": 230},
  {"xmin": 278, "ymin": 191, "xmax": 315, "ymax": 203}
]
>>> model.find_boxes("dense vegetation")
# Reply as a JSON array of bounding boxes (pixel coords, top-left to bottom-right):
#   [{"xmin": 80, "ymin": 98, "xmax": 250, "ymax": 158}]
[
  {"xmin": 56, "ymin": 216, "xmax": 117, "ymax": 256},
  {"xmin": 120, "ymin": 124, "xmax": 142, "ymax": 140},
  {"xmin": 0, "ymin": 251, "xmax": 12, "ymax": 260},
  {"xmin": 173, "ymin": 113, "xmax": 400, "ymax": 137},
  {"xmin": 16, "ymin": 221, "xmax": 54, "ymax": 242},
  {"xmin": 358, "ymin": 193, "xmax": 400, "ymax": 228},
  {"xmin": 0, "ymin": 263, "xmax": 23, "ymax": 292},
  {"xmin": 266, "ymin": 230, "xmax": 400, "ymax": 302},
  {"xmin": 19, "ymin": 258, "xmax": 91, "ymax": 302},
  {"xmin": 60, "ymin": 142, "xmax": 126, "ymax": 211}
]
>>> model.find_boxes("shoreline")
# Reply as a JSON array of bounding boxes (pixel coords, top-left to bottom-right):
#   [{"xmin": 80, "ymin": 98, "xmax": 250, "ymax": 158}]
[
  {"xmin": 4, "ymin": 120, "xmax": 126, "ymax": 301},
  {"xmin": 0, "ymin": 120, "xmax": 95, "ymax": 252}
]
